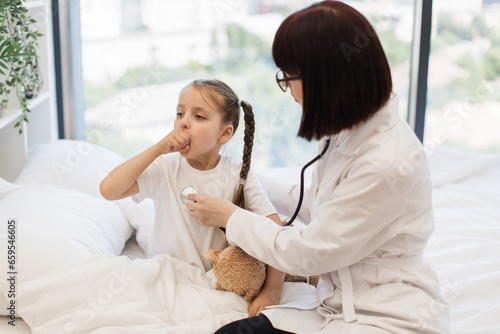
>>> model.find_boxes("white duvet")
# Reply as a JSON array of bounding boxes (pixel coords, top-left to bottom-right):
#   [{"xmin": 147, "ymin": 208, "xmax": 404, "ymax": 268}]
[
  {"xmin": 17, "ymin": 253, "xmax": 323, "ymax": 334},
  {"xmin": 17, "ymin": 253, "xmax": 250, "ymax": 334}
]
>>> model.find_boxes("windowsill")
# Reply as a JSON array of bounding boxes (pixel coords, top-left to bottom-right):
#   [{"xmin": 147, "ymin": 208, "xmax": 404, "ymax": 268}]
[{"xmin": 0, "ymin": 91, "xmax": 51, "ymax": 130}]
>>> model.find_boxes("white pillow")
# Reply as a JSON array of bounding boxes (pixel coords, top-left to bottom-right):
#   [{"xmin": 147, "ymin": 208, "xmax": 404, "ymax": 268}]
[
  {"xmin": 426, "ymin": 146, "xmax": 500, "ymax": 188},
  {"xmin": 118, "ymin": 197, "xmax": 154, "ymax": 255},
  {"xmin": 0, "ymin": 180, "xmax": 133, "ymax": 316},
  {"xmin": 15, "ymin": 139, "xmax": 125, "ymax": 198},
  {"xmin": 14, "ymin": 139, "xmax": 155, "ymax": 255}
]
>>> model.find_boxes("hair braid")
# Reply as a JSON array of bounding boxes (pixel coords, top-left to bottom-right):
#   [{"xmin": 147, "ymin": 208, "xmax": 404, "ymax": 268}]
[{"xmin": 232, "ymin": 100, "xmax": 255, "ymax": 209}]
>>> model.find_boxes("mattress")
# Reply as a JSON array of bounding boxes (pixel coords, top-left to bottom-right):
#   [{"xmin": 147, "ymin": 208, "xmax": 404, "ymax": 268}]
[{"xmin": 0, "ymin": 140, "xmax": 499, "ymax": 333}]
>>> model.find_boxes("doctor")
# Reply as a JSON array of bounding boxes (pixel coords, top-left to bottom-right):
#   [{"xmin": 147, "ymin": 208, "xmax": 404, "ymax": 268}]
[{"xmin": 188, "ymin": 1, "xmax": 449, "ymax": 333}]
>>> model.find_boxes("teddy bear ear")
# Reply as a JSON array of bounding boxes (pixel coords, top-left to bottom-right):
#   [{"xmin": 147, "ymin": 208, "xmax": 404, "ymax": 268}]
[{"xmin": 205, "ymin": 249, "xmax": 222, "ymax": 263}]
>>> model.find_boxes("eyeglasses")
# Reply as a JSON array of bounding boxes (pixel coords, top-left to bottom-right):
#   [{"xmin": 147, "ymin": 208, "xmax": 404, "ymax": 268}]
[{"xmin": 275, "ymin": 69, "xmax": 300, "ymax": 92}]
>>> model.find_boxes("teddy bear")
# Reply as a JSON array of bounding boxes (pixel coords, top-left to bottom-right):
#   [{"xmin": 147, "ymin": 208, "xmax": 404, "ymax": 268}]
[{"xmin": 205, "ymin": 245, "xmax": 319, "ymax": 302}]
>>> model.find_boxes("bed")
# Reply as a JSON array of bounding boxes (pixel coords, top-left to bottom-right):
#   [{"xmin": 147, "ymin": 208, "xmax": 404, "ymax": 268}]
[{"xmin": 1, "ymin": 139, "xmax": 499, "ymax": 333}]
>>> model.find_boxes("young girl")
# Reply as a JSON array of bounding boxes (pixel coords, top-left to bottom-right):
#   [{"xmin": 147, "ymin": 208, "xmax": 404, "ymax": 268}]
[{"xmin": 100, "ymin": 79, "xmax": 286, "ymax": 316}]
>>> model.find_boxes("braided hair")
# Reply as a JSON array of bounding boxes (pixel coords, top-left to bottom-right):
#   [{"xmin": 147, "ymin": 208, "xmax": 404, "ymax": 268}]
[
  {"xmin": 187, "ymin": 79, "xmax": 255, "ymax": 209},
  {"xmin": 232, "ymin": 99, "xmax": 254, "ymax": 209}
]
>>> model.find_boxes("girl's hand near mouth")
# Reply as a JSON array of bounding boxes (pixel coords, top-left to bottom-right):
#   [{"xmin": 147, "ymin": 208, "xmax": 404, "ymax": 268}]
[{"xmin": 158, "ymin": 130, "xmax": 190, "ymax": 154}]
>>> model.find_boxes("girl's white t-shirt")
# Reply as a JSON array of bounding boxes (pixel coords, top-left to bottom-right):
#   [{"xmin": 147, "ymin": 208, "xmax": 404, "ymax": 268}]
[{"xmin": 132, "ymin": 153, "xmax": 277, "ymax": 271}]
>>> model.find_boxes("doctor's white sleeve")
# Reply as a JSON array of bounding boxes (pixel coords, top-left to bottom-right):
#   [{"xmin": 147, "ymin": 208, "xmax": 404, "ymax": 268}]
[{"xmin": 225, "ymin": 157, "xmax": 432, "ymax": 276}]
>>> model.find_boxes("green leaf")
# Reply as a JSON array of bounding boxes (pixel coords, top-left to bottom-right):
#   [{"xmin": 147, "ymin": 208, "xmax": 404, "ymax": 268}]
[
  {"xmin": 1, "ymin": 0, "xmax": 43, "ymax": 135},
  {"xmin": 0, "ymin": 36, "xmax": 11, "ymax": 52},
  {"xmin": 1, "ymin": 41, "xmax": 20, "ymax": 57}
]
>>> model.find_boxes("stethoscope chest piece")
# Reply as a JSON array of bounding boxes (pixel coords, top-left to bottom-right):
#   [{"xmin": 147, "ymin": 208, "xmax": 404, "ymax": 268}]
[{"xmin": 181, "ymin": 186, "xmax": 199, "ymax": 204}]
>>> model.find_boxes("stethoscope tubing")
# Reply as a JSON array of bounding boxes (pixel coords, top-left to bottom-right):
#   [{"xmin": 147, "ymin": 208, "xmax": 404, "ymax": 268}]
[
  {"xmin": 217, "ymin": 137, "xmax": 331, "ymax": 233},
  {"xmin": 284, "ymin": 137, "xmax": 331, "ymax": 226}
]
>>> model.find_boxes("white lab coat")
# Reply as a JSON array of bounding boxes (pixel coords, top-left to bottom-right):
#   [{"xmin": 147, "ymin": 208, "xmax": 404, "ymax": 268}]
[{"xmin": 226, "ymin": 96, "xmax": 450, "ymax": 333}]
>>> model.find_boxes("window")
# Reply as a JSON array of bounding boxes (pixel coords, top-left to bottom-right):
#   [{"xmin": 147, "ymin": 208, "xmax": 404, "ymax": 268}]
[
  {"xmin": 424, "ymin": 0, "xmax": 500, "ymax": 153},
  {"xmin": 80, "ymin": 0, "xmax": 413, "ymax": 167}
]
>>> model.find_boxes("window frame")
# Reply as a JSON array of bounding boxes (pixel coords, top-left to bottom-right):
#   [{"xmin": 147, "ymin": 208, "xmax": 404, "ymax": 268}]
[
  {"xmin": 52, "ymin": 0, "xmax": 86, "ymax": 140},
  {"xmin": 408, "ymin": 0, "xmax": 433, "ymax": 142},
  {"xmin": 54, "ymin": 0, "xmax": 433, "ymax": 143}
]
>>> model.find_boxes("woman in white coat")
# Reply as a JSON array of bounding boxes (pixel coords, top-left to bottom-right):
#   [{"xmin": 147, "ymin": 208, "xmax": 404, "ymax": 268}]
[{"xmin": 187, "ymin": 1, "xmax": 450, "ymax": 333}]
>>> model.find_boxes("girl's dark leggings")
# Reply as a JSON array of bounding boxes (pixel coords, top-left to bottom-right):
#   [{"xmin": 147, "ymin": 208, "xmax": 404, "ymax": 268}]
[{"xmin": 214, "ymin": 314, "xmax": 295, "ymax": 334}]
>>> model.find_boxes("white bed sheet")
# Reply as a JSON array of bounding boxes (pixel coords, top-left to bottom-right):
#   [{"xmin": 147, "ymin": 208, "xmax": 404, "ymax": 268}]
[
  {"xmin": 423, "ymin": 147, "xmax": 500, "ymax": 334},
  {"xmin": 1, "ymin": 144, "xmax": 499, "ymax": 334},
  {"xmin": 0, "ymin": 237, "xmax": 145, "ymax": 334}
]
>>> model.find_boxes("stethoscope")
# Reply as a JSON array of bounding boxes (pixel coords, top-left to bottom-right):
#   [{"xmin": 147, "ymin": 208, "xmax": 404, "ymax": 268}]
[
  {"xmin": 180, "ymin": 137, "xmax": 331, "ymax": 227},
  {"xmin": 284, "ymin": 137, "xmax": 330, "ymax": 226}
]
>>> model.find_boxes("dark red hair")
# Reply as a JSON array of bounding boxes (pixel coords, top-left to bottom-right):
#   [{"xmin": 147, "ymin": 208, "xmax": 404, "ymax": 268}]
[{"xmin": 272, "ymin": 0, "xmax": 393, "ymax": 141}]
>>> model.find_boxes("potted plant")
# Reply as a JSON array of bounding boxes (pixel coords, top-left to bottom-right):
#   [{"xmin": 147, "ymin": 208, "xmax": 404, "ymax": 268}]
[{"xmin": 0, "ymin": 0, "xmax": 42, "ymax": 134}]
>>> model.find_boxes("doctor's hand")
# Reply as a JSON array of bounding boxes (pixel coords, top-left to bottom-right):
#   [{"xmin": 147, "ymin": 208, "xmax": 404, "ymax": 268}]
[{"xmin": 186, "ymin": 193, "xmax": 238, "ymax": 229}]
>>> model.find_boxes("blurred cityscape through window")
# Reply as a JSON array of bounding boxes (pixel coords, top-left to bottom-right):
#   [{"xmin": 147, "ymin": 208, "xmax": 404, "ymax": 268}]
[
  {"xmin": 424, "ymin": 0, "xmax": 500, "ymax": 154},
  {"xmin": 81, "ymin": 0, "xmax": 416, "ymax": 167}
]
